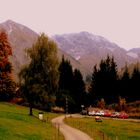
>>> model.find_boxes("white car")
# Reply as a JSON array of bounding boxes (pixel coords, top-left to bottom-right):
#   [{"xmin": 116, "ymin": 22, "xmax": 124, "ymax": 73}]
[
  {"xmin": 88, "ymin": 110, "xmax": 96, "ymax": 116},
  {"xmin": 100, "ymin": 110, "xmax": 105, "ymax": 116},
  {"xmin": 95, "ymin": 110, "xmax": 104, "ymax": 116}
]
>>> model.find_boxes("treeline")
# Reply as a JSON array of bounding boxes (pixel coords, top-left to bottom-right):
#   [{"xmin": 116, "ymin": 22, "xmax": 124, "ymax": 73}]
[
  {"xmin": 89, "ymin": 56, "xmax": 140, "ymax": 106},
  {"xmin": 0, "ymin": 31, "xmax": 140, "ymax": 114},
  {"xmin": 56, "ymin": 56, "xmax": 86, "ymax": 113}
]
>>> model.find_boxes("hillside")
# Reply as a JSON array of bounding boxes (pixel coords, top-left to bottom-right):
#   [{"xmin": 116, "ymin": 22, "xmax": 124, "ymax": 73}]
[{"xmin": 0, "ymin": 102, "xmax": 64, "ymax": 140}]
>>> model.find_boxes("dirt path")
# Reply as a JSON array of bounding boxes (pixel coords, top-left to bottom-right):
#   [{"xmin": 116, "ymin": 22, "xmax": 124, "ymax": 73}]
[{"xmin": 51, "ymin": 115, "xmax": 93, "ymax": 140}]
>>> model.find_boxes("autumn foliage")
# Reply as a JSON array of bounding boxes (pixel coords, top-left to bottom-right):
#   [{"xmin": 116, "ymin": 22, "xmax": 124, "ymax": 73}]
[{"xmin": 0, "ymin": 30, "xmax": 16, "ymax": 101}]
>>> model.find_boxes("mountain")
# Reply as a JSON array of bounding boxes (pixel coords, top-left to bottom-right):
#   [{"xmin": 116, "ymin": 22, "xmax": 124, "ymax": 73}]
[
  {"xmin": 0, "ymin": 20, "xmax": 140, "ymax": 81},
  {"xmin": 127, "ymin": 48, "xmax": 140, "ymax": 58},
  {"xmin": 0, "ymin": 20, "xmax": 38, "ymax": 81},
  {"xmin": 53, "ymin": 32, "xmax": 140, "ymax": 74},
  {"xmin": 0, "ymin": 20, "xmax": 83, "ymax": 81}
]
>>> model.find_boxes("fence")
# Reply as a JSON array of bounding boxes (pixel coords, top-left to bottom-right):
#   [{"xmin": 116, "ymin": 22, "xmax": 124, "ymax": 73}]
[{"xmin": 37, "ymin": 116, "xmax": 63, "ymax": 140}]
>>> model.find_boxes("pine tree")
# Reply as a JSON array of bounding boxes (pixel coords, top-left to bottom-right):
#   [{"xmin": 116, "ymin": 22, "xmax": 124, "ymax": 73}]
[
  {"xmin": 56, "ymin": 56, "xmax": 74, "ymax": 112},
  {"xmin": 90, "ymin": 55, "xmax": 118, "ymax": 104},
  {"xmin": 19, "ymin": 33, "xmax": 59, "ymax": 115},
  {"xmin": 131, "ymin": 65, "xmax": 140, "ymax": 101},
  {"xmin": 57, "ymin": 56, "xmax": 86, "ymax": 112},
  {"xmin": 90, "ymin": 65, "xmax": 99, "ymax": 104},
  {"xmin": 58, "ymin": 56, "xmax": 73, "ymax": 92},
  {"xmin": 0, "ymin": 30, "xmax": 16, "ymax": 101},
  {"xmin": 73, "ymin": 69, "xmax": 86, "ymax": 112},
  {"xmin": 119, "ymin": 64, "xmax": 130, "ymax": 100}
]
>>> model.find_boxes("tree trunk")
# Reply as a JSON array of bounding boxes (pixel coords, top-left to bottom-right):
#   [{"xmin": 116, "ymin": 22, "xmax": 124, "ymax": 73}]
[{"xmin": 29, "ymin": 104, "xmax": 33, "ymax": 116}]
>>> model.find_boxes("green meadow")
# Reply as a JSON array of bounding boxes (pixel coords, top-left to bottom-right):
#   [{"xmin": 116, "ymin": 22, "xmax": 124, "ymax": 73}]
[
  {"xmin": 0, "ymin": 102, "xmax": 64, "ymax": 140},
  {"xmin": 65, "ymin": 116, "xmax": 140, "ymax": 140}
]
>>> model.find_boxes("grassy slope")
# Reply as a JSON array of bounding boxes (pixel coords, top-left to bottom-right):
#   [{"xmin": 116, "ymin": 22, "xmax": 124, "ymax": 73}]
[
  {"xmin": 0, "ymin": 102, "xmax": 64, "ymax": 140},
  {"xmin": 65, "ymin": 116, "xmax": 140, "ymax": 140}
]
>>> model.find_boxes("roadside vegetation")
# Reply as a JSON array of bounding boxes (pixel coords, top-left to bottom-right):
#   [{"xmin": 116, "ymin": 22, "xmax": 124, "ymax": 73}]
[
  {"xmin": 0, "ymin": 102, "xmax": 64, "ymax": 140},
  {"xmin": 65, "ymin": 116, "xmax": 140, "ymax": 140}
]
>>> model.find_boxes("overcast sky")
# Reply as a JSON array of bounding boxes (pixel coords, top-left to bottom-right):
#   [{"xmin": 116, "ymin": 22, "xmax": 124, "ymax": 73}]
[{"xmin": 0, "ymin": 0, "xmax": 140, "ymax": 50}]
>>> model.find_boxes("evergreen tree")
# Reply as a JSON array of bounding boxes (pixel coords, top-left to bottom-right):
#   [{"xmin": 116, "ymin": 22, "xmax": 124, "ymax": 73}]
[
  {"xmin": 19, "ymin": 33, "xmax": 59, "ymax": 115},
  {"xmin": 131, "ymin": 65, "xmax": 140, "ymax": 101},
  {"xmin": 0, "ymin": 30, "xmax": 16, "ymax": 101},
  {"xmin": 119, "ymin": 64, "xmax": 130, "ymax": 100},
  {"xmin": 56, "ymin": 56, "xmax": 74, "ymax": 112},
  {"xmin": 90, "ymin": 65, "xmax": 99, "ymax": 104},
  {"xmin": 57, "ymin": 56, "xmax": 86, "ymax": 112},
  {"xmin": 73, "ymin": 69, "xmax": 86, "ymax": 112},
  {"xmin": 90, "ymin": 55, "xmax": 118, "ymax": 104},
  {"xmin": 58, "ymin": 56, "xmax": 73, "ymax": 92}
]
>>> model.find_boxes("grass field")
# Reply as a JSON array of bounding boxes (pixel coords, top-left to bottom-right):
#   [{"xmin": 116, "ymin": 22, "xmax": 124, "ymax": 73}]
[
  {"xmin": 65, "ymin": 116, "xmax": 140, "ymax": 140},
  {"xmin": 0, "ymin": 102, "xmax": 64, "ymax": 140}
]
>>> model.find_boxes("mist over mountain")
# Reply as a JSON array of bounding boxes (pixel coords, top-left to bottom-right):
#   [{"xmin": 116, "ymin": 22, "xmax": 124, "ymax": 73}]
[{"xmin": 0, "ymin": 20, "xmax": 140, "ymax": 80}]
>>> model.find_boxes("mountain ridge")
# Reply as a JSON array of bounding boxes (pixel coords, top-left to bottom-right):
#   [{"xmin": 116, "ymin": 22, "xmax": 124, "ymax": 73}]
[
  {"xmin": 0, "ymin": 20, "xmax": 85, "ymax": 81},
  {"xmin": 0, "ymin": 20, "xmax": 140, "ymax": 80},
  {"xmin": 52, "ymin": 32, "xmax": 140, "ymax": 74}
]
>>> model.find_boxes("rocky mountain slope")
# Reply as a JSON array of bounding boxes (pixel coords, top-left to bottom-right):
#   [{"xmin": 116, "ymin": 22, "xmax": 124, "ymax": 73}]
[
  {"xmin": 0, "ymin": 20, "xmax": 140, "ymax": 81},
  {"xmin": 53, "ymin": 32, "xmax": 140, "ymax": 74}
]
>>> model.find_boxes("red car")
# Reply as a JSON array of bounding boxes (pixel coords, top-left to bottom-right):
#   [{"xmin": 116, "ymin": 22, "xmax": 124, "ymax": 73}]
[
  {"xmin": 111, "ymin": 112, "xmax": 120, "ymax": 118},
  {"xmin": 103, "ymin": 111, "xmax": 111, "ymax": 117},
  {"xmin": 118, "ymin": 112, "xmax": 129, "ymax": 119}
]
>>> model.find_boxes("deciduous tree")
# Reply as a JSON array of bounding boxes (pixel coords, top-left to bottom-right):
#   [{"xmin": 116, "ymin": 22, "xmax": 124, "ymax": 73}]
[
  {"xmin": 19, "ymin": 33, "xmax": 59, "ymax": 115},
  {"xmin": 0, "ymin": 30, "xmax": 16, "ymax": 101}
]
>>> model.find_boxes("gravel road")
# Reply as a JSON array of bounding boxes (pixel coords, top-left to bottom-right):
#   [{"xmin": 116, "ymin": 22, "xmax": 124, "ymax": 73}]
[{"xmin": 51, "ymin": 115, "xmax": 93, "ymax": 140}]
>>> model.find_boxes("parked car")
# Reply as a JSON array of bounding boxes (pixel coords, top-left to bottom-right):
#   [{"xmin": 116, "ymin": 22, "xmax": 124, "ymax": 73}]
[
  {"xmin": 118, "ymin": 112, "xmax": 129, "ymax": 119},
  {"xmin": 103, "ymin": 111, "xmax": 111, "ymax": 117},
  {"xmin": 95, "ymin": 110, "xmax": 104, "ymax": 116},
  {"xmin": 95, "ymin": 111, "xmax": 101, "ymax": 116},
  {"xmin": 99, "ymin": 110, "xmax": 105, "ymax": 116},
  {"xmin": 88, "ymin": 110, "xmax": 96, "ymax": 116},
  {"xmin": 111, "ymin": 112, "xmax": 120, "ymax": 118}
]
